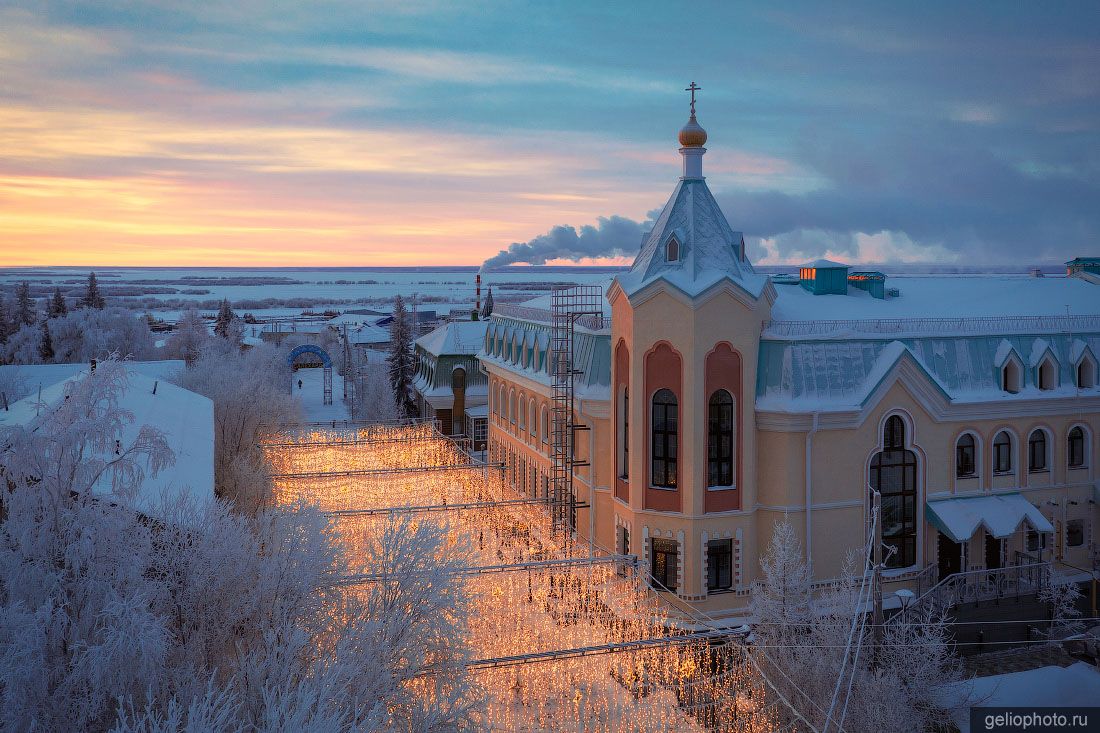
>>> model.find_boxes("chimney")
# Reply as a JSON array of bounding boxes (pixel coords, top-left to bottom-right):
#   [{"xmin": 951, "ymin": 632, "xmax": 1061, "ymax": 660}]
[
  {"xmin": 476, "ymin": 273, "xmax": 482, "ymax": 314},
  {"xmin": 90, "ymin": 358, "xmax": 97, "ymax": 373}
]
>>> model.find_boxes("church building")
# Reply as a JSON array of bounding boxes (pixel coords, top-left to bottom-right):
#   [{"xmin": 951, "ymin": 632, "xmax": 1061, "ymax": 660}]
[{"xmin": 479, "ymin": 91, "xmax": 1100, "ymax": 619}]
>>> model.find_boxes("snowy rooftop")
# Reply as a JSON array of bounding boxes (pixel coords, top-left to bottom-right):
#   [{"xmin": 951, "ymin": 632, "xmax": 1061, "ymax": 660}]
[
  {"xmin": 935, "ymin": 663, "xmax": 1100, "ymax": 732},
  {"xmin": 0, "ymin": 365, "xmax": 214, "ymax": 516},
  {"xmin": 769, "ymin": 275, "xmax": 1100, "ymax": 326},
  {"xmin": 0, "ymin": 360, "xmax": 185, "ymax": 403},
  {"xmin": 616, "ymin": 178, "xmax": 770, "ymax": 301},
  {"xmin": 416, "ymin": 320, "xmax": 488, "ymax": 356}
]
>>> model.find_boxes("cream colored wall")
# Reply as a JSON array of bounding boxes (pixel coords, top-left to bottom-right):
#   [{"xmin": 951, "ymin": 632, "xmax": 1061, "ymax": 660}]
[{"xmin": 757, "ymin": 379, "xmax": 1100, "ymax": 587}]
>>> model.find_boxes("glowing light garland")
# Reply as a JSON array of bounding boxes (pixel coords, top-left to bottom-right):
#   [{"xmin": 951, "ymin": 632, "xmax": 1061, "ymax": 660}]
[{"xmin": 263, "ymin": 424, "xmax": 802, "ymax": 732}]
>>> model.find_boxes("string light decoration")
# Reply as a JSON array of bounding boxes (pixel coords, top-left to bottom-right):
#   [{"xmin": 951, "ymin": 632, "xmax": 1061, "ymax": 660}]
[{"xmin": 262, "ymin": 423, "xmax": 806, "ymax": 732}]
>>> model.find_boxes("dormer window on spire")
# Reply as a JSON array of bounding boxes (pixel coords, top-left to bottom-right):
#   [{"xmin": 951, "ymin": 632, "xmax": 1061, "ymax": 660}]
[{"xmin": 666, "ymin": 236, "xmax": 679, "ymax": 262}]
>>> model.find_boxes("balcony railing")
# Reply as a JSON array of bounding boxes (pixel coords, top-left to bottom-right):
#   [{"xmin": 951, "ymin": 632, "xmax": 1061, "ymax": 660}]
[{"xmin": 892, "ymin": 561, "xmax": 1051, "ymax": 624}]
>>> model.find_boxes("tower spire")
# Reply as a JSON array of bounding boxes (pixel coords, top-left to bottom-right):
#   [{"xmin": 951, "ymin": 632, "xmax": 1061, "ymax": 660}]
[{"xmin": 678, "ymin": 81, "xmax": 707, "ymax": 179}]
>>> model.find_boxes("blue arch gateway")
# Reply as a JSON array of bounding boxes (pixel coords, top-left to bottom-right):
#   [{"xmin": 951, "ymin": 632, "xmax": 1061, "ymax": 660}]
[{"xmin": 287, "ymin": 344, "xmax": 333, "ymax": 405}]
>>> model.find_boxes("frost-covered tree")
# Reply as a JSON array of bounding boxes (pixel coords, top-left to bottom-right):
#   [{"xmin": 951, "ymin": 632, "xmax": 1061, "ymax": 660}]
[
  {"xmin": 82, "ymin": 271, "xmax": 106, "ymax": 309},
  {"xmin": 23, "ymin": 307, "xmax": 156, "ymax": 365},
  {"xmin": 0, "ymin": 359, "xmax": 473, "ymax": 730},
  {"xmin": 37, "ymin": 320, "xmax": 54, "ymax": 363},
  {"xmin": 749, "ymin": 518, "xmax": 959, "ymax": 732},
  {"xmin": 350, "ymin": 361, "xmax": 400, "ymax": 422},
  {"xmin": 0, "ymin": 297, "xmax": 12, "ymax": 346},
  {"xmin": 386, "ymin": 295, "xmax": 415, "ymax": 417},
  {"xmin": 213, "ymin": 298, "xmax": 237, "ymax": 340},
  {"xmin": 48, "ymin": 286, "xmax": 69, "ymax": 317},
  {"xmin": 166, "ymin": 308, "xmax": 209, "ymax": 366},
  {"xmin": 14, "ymin": 281, "xmax": 35, "ymax": 326},
  {"xmin": 1039, "ymin": 573, "xmax": 1085, "ymax": 638},
  {"xmin": 171, "ymin": 342, "xmax": 302, "ymax": 512}
]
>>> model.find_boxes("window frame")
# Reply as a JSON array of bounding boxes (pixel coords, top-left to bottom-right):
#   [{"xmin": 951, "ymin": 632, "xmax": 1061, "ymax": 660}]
[
  {"xmin": 707, "ymin": 390, "xmax": 735, "ymax": 488},
  {"xmin": 650, "ymin": 538, "xmax": 678, "ymax": 592},
  {"xmin": 869, "ymin": 415, "xmax": 918, "ymax": 570},
  {"xmin": 706, "ymin": 538, "xmax": 733, "ymax": 592},
  {"xmin": 993, "ymin": 431, "xmax": 1014, "ymax": 474},
  {"xmin": 650, "ymin": 388, "xmax": 678, "ymax": 489},
  {"xmin": 1066, "ymin": 518, "xmax": 1084, "ymax": 548},
  {"xmin": 1068, "ymin": 426, "xmax": 1087, "ymax": 469},
  {"xmin": 1027, "ymin": 429, "xmax": 1048, "ymax": 473},
  {"xmin": 955, "ymin": 433, "xmax": 977, "ymax": 478}
]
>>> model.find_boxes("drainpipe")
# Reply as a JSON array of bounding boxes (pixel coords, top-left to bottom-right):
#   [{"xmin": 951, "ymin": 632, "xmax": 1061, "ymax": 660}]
[{"xmin": 806, "ymin": 412, "xmax": 820, "ymax": 578}]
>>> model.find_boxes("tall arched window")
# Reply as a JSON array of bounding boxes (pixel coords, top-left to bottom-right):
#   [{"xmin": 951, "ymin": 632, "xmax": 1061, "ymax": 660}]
[
  {"xmin": 666, "ymin": 237, "xmax": 679, "ymax": 262},
  {"xmin": 1028, "ymin": 429, "xmax": 1048, "ymax": 472},
  {"xmin": 993, "ymin": 431, "xmax": 1013, "ymax": 473},
  {"xmin": 618, "ymin": 386, "xmax": 629, "ymax": 479},
  {"xmin": 1068, "ymin": 426, "xmax": 1086, "ymax": 468},
  {"xmin": 707, "ymin": 390, "xmax": 734, "ymax": 487},
  {"xmin": 508, "ymin": 390, "xmax": 515, "ymax": 425},
  {"xmin": 518, "ymin": 394, "xmax": 526, "ymax": 430},
  {"xmin": 497, "ymin": 385, "xmax": 505, "ymax": 419},
  {"xmin": 528, "ymin": 398, "xmax": 536, "ymax": 437},
  {"xmin": 651, "ymin": 388, "xmax": 678, "ymax": 488},
  {"xmin": 540, "ymin": 406, "xmax": 549, "ymax": 445},
  {"xmin": 955, "ymin": 433, "xmax": 976, "ymax": 478},
  {"xmin": 870, "ymin": 415, "xmax": 917, "ymax": 569}
]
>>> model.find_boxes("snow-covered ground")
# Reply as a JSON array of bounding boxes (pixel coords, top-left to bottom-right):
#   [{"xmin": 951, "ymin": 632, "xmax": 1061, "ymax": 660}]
[{"xmin": 291, "ymin": 366, "xmax": 350, "ymax": 423}]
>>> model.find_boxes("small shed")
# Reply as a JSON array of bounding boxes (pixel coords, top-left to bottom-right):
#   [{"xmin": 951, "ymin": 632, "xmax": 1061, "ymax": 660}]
[
  {"xmin": 848, "ymin": 271, "xmax": 887, "ymax": 299},
  {"xmin": 799, "ymin": 259, "xmax": 849, "ymax": 295}
]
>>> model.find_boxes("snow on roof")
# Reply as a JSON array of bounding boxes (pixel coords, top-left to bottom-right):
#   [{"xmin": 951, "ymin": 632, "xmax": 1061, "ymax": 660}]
[
  {"xmin": 934, "ymin": 663, "xmax": 1100, "ymax": 732},
  {"xmin": 347, "ymin": 323, "xmax": 390, "ymax": 345},
  {"xmin": 801, "ymin": 259, "xmax": 848, "ymax": 269},
  {"xmin": 755, "ymin": 332, "xmax": 1100, "ymax": 412},
  {"xmin": 925, "ymin": 493, "xmax": 1053, "ymax": 543},
  {"xmin": 416, "ymin": 320, "xmax": 488, "ymax": 356},
  {"xmin": 770, "ymin": 275, "xmax": 1100, "ymax": 323},
  {"xmin": 0, "ymin": 366, "xmax": 214, "ymax": 516},
  {"xmin": 0, "ymin": 360, "xmax": 185, "ymax": 403},
  {"xmin": 465, "ymin": 404, "xmax": 489, "ymax": 418},
  {"xmin": 616, "ymin": 178, "xmax": 769, "ymax": 301}
]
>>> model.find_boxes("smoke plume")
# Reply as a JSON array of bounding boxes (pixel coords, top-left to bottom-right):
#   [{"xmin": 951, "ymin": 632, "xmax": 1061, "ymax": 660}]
[{"xmin": 481, "ymin": 214, "xmax": 655, "ymax": 270}]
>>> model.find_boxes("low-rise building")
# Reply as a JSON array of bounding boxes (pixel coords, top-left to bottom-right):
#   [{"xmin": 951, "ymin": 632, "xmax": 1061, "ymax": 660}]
[{"xmin": 413, "ymin": 319, "xmax": 488, "ymax": 440}]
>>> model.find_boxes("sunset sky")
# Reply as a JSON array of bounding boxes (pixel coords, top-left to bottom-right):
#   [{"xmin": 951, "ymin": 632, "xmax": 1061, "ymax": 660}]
[{"xmin": 1, "ymin": 2, "xmax": 1098, "ymax": 267}]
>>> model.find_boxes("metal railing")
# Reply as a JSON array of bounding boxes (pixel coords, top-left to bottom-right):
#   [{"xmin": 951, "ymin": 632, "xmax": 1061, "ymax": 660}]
[
  {"xmin": 763, "ymin": 313, "xmax": 1100, "ymax": 339},
  {"xmin": 894, "ymin": 561, "xmax": 1051, "ymax": 622},
  {"xmin": 494, "ymin": 304, "xmax": 606, "ymax": 331}
]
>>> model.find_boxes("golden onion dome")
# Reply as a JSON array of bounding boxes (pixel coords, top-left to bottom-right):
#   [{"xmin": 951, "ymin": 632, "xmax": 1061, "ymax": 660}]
[{"xmin": 678, "ymin": 114, "xmax": 708, "ymax": 147}]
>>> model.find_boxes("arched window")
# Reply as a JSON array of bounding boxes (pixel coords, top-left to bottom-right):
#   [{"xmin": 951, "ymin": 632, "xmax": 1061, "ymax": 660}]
[
  {"xmin": 1028, "ymin": 429, "xmax": 1048, "ymax": 472},
  {"xmin": 618, "ymin": 386, "xmax": 629, "ymax": 479},
  {"xmin": 993, "ymin": 431, "xmax": 1013, "ymax": 473},
  {"xmin": 1002, "ymin": 359, "xmax": 1021, "ymax": 393},
  {"xmin": 707, "ymin": 390, "xmax": 734, "ymax": 487},
  {"xmin": 651, "ymin": 389, "xmax": 678, "ymax": 488},
  {"xmin": 508, "ymin": 390, "xmax": 515, "ymax": 425},
  {"xmin": 540, "ymin": 405, "xmax": 548, "ymax": 445},
  {"xmin": 666, "ymin": 237, "xmax": 679, "ymax": 262},
  {"xmin": 1068, "ymin": 426, "xmax": 1086, "ymax": 468},
  {"xmin": 528, "ymin": 398, "xmax": 536, "ymax": 437},
  {"xmin": 956, "ymin": 433, "xmax": 976, "ymax": 478},
  {"xmin": 497, "ymin": 385, "xmax": 505, "ymax": 419},
  {"xmin": 518, "ymin": 394, "xmax": 526, "ymax": 430},
  {"xmin": 869, "ymin": 415, "xmax": 917, "ymax": 569},
  {"xmin": 1037, "ymin": 357, "xmax": 1057, "ymax": 390}
]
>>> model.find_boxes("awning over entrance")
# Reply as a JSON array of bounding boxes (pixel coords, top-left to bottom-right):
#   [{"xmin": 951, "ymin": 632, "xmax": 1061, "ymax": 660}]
[{"xmin": 926, "ymin": 493, "xmax": 1054, "ymax": 544}]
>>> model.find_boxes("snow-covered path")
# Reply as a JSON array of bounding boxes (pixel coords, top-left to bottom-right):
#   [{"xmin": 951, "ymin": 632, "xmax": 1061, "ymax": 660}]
[{"xmin": 291, "ymin": 366, "xmax": 351, "ymax": 423}]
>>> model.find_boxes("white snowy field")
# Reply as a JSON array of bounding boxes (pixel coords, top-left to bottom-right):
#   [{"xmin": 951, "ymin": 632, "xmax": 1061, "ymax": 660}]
[{"xmin": 0, "ymin": 266, "xmax": 621, "ymax": 320}]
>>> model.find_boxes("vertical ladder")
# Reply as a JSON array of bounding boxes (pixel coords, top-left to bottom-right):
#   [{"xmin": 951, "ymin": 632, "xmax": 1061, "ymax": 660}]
[{"xmin": 549, "ymin": 285, "xmax": 604, "ymax": 539}]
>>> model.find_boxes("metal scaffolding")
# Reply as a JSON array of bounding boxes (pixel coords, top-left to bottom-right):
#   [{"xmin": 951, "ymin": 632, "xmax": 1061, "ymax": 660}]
[
  {"xmin": 337, "ymin": 553, "xmax": 636, "ymax": 585},
  {"xmin": 549, "ymin": 285, "xmax": 604, "ymax": 537},
  {"xmin": 325, "ymin": 496, "xmax": 589, "ymax": 517}
]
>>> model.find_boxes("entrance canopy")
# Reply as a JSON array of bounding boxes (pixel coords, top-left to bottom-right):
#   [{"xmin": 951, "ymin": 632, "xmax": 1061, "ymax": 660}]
[{"xmin": 926, "ymin": 493, "xmax": 1053, "ymax": 544}]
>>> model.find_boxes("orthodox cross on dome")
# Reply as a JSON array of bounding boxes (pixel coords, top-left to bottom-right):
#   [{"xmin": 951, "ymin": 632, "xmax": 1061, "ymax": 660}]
[{"xmin": 685, "ymin": 81, "xmax": 701, "ymax": 115}]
